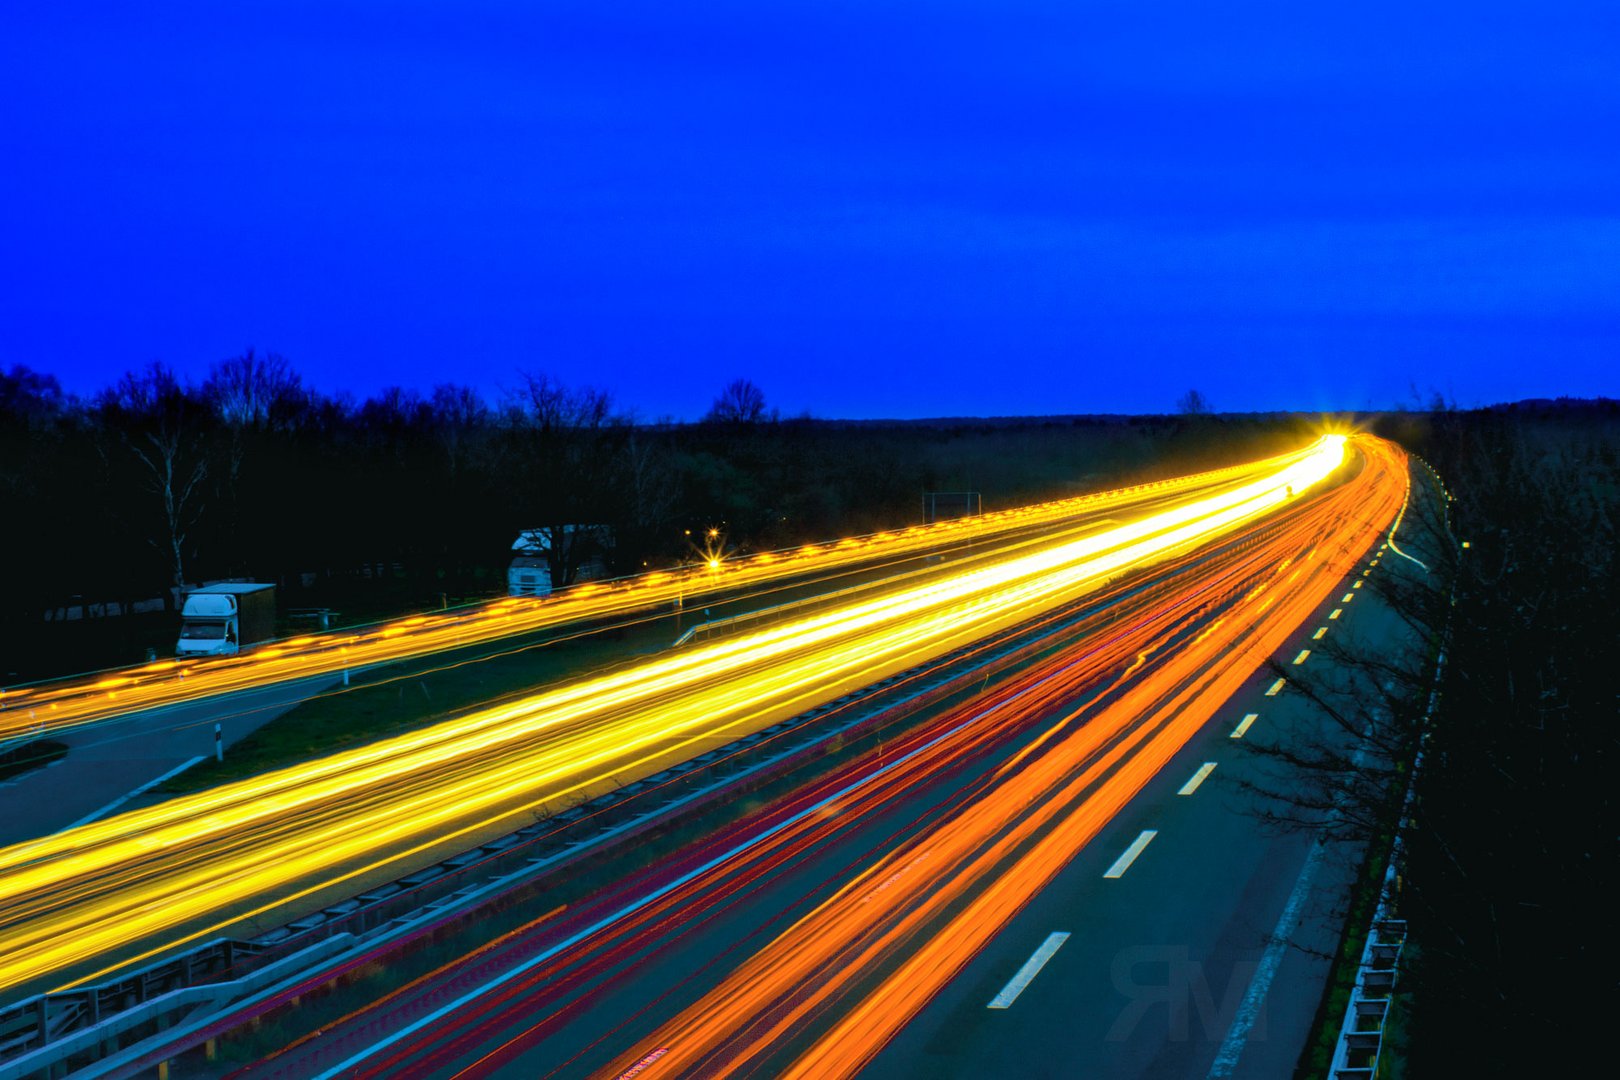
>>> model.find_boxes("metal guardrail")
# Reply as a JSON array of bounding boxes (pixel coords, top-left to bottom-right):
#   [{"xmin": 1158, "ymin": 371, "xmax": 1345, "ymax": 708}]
[
  {"xmin": 0, "ymin": 941, "xmax": 350, "ymax": 1080},
  {"xmin": 1327, "ymin": 644, "xmax": 1450, "ymax": 1076},
  {"xmin": 1327, "ymin": 746, "xmax": 1425, "ymax": 1080},
  {"xmin": 0, "ymin": 941, "xmax": 266, "ymax": 1069},
  {"xmin": 1329, "ymin": 913, "xmax": 1408, "ymax": 1079}
]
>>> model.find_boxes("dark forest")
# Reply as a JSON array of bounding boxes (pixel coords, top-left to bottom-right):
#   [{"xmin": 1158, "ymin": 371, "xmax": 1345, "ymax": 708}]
[{"xmin": 1, "ymin": 357, "xmax": 1308, "ymax": 682}]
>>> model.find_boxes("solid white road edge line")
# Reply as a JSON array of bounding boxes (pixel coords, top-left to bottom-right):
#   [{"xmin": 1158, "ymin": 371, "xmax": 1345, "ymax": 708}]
[
  {"xmin": 987, "ymin": 932, "xmax": 1071, "ymax": 1009},
  {"xmin": 1207, "ymin": 839, "xmax": 1328, "ymax": 1077},
  {"xmin": 1103, "ymin": 830, "xmax": 1158, "ymax": 878},
  {"xmin": 61, "ymin": 755, "xmax": 207, "ymax": 833},
  {"xmin": 1385, "ymin": 483, "xmax": 1430, "ymax": 572}
]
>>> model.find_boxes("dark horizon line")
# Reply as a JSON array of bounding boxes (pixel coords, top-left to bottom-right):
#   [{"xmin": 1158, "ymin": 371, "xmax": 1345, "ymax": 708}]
[{"xmin": 7, "ymin": 363, "xmax": 1613, "ymax": 425}]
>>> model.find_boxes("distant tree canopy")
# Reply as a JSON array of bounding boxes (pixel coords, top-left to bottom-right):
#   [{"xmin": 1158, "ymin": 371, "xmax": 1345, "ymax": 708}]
[
  {"xmin": 1369, "ymin": 401, "xmax": 1618, "ymax": 1074},
  {"xmin": 704, "ymin": 378, "xmax": 772, "ymax": 424},
  {"xmin": 0, "ymin": 355, "xmax": 1313, "ymax": 679},
  {"xmin": 0, "ymin": 365, "xmax": 65, "ymax": 423},
  {"xmin": 202, "ymin": 349, "xmax": 307, "ymax": 430},
  {"xmin": 1176, "ymin": 388, "xmax": 1212, "ymax": 415}
]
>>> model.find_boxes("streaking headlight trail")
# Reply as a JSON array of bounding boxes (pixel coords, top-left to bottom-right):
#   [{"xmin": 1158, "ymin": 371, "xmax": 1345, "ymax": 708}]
[{"xmin": 0, "ymin": 435, "xmax": 1348, "ymax": 1000}]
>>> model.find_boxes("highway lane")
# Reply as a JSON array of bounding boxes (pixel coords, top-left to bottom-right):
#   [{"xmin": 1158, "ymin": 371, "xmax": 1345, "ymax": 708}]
[
  {"xmin": 861, "ymin": 578, "xmax": 1414, "ymax": 1078},
  {"xmin": 232, "ymin": 499, "xmax": 1303, "ymax": 1078},
  {"xmin": 600, "ymin": 440, "xmax": 1403, "ymax": 1079},
  {"xmin": 0, "ymin": 673, "xmax": 338, "ymax": 846},
  {"xmin": 0, "ymin": 444, "xmax": 1303, "ymax": 745},
  {"xmin": 0, "ymin": 499, "xmax": 1143, "ymax": 849},
  {"xmin": 863, "ymin": 490, "xmax": 1435, "ymax": 1079},
  {"xmin": 234, "ymin": 435, "xmax": 1406, "ymax": 1079},
  {"xmin": 0, "ymin": 461, "xmax": 1252, "ymax": 848},
  {"xmin": 0, "ymin": 436, "xmax": 1350, "ymax": 1003},
  {"xmin": 0, "ymin": 443, "xmax": 1308, "ymax": 852}
]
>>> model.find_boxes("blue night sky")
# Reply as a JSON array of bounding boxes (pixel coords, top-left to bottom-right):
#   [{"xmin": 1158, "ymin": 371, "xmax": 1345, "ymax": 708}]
[{"xmin": 3, "ymin": 2, "xmax": 1617, "ymax": 418}]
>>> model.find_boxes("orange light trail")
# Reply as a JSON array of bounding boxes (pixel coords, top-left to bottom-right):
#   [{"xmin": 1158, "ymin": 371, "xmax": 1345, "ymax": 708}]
[
  {"xmin": 589, "ymin": 436, "xmax": 1405, "ymax": 1080},
  {"xmin": 0, "ymin": 442, "xmax": 1326, "ymax": 742},
  {"xmin": 254, "ymin": 489, "xmax": 1332, "ymax": 1079},
  {"xmin": 0, "ymin": 436, "xmax": 1352, "ymax": 1003}
]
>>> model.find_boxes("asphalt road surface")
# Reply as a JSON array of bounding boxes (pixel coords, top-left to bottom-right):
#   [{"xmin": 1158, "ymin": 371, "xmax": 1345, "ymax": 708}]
[
  {"xmin": 0, "ymin": 440, "xmax": 1357, "ymax": 1005},
  {"xmin": 0, "ymin": 673, "xmax": 336, "ymax": 846},
  {"xmin": 242, "ymin": 438, "xmax": 1417, "ymax": 1080}
]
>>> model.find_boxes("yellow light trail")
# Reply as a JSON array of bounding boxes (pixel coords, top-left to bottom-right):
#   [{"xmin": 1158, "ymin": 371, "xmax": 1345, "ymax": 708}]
[
  {"xmin": 592, "ymin": 435, "xmax": 1407, "ymax": 1080},
  {"xmin": 0, "ymin": 442, "xmax": 1326, "ymax": 741},
  {"xmin": 0, "ymin": 436, "xmax": 1348, "ymax": 1001}
]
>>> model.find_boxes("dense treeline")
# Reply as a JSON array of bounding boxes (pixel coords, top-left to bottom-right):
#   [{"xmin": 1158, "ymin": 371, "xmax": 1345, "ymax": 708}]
[
  {"xmin": 1, "ymin": 358, "xmax": 1308, "ymax": 681},
  {"xmin": 1368, "ymin": 400, "xmax": 1618, "ymax": 1072}
]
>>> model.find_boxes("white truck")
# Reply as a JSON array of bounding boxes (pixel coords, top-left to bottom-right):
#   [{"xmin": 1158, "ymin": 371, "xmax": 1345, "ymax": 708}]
[
  {"xmin": 176, "ymin": 583, "xmax": 277, "ymax": 657},
  {"xmin": 507, "ymin": 526, "xmax": 609, "ymax": 597}
]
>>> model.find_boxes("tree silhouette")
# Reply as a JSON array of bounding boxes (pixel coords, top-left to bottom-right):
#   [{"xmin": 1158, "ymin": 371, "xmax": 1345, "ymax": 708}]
[
  {"xmin": 97, "ymin": 364, "xmax": 212, "ymax": 608},
  {"xmin": 508, "ymin": 372, "xmax": 624, "ymax": 586},
  {"xmin": 1233, "ymin": 404, "xmax": 1620, "ymax": 1072},
  {"xmin": 1, "ymin": 356, "xmax": 1323, "ymax": 681},
  {"xmin": 202, "ymin": 350, "xmax": 305, "ymax": 430},
  {"xmin": 705, "ymin": 378, "xmax": 771, "ymax": 424}
]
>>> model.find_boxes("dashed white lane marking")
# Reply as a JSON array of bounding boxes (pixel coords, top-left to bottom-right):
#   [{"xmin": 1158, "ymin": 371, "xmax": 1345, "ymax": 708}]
[
  {"xmin": 1103, "ymin": 830, "xmax": 1158, "ymax": 878},
  {"xmin": 1353, "ymin": 580, "xmax": 1363, "ymax": 589},
  {"xmin": 987, "ymin": 932, "xmax": 1071, "ymax": 1009},
  {"xmin": 1329, "ymin": 608, "xmax": 1342, "ymax": 620},
  {"xmin": 1342, "ymin": 593, "xmax": 1354, "ymax": 603},
  {"xmin": 1230, "ymin": 714, "xmax": 1258, "ymax": 739},
  {"xmin": 1312, "ymin": 627, "xmax": 1327, "ymax": 640},
  {"xmin": 1265, "ymin": 678, "xmax": 1285, "ymax": 697},
  {"xmin": 1292, "ymin": 650, "xmax": 1311, "ymax": 665},
  {"xmin": 1178, "ymin": 763, "xmax": 1217, "ymax": 795}
]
